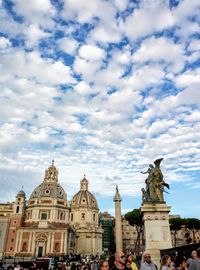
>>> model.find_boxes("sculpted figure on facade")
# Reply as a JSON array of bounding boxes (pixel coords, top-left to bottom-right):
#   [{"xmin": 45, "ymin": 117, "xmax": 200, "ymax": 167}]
[{"xmin": 141, "ymin": 158, "xmax": 169, "ymax": 203}]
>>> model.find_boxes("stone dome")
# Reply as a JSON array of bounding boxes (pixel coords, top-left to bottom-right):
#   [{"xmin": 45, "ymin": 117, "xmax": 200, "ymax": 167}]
[
  {"xmin": 71, "ymin": 176, "xmax": 99, "ymax": 210},
  {"xmin": 29, "ymin": 161, "xmax": 67, "ymax": 201},
  {"xmin": 17, "ymin": 190, "xmax": 26, "ymax": 197},
  {"xmin": 30, "ymin": 182, "xmax": 66, "ymax": 200}
]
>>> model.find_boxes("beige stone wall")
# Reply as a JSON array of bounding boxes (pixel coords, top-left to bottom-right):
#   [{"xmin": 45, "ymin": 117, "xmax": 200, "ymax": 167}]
[
  {"xmin": 0, "ymin": 218, "xmax": 10, "ymax": 259},
  {"xmin": 122, "ymin": 219, "xmax": 138, "ymax": 253},
  {"xmin": 14, "ymin": 228, "xmax": 68, "ymax": 257}
]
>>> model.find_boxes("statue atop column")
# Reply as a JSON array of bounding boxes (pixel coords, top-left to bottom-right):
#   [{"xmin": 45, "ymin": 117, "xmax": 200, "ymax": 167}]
[{"xmin": 141, "ymin": 158, "xmax": 169, "ymax": 203}]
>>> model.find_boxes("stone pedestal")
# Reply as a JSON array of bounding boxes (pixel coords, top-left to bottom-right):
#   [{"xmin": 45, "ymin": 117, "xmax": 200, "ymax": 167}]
[{"xmin": 141, "ymin": 203, "xmax": 172, "ymax": 268}]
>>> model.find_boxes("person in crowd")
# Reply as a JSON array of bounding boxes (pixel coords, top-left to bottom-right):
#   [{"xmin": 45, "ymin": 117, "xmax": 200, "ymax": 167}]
[
  {"xmin": 13, "ymin": 264, "xmax": 20, "ymax": 270},
  {"xmin": 188, "ymin": 248, "xmax": 200, "ymax": 270},
  {"xmin": 7, "ymin": 266, "xmax": 14, "ymax": 270},
  {"xmin": 174, "ymin": 255, "xmax": 187, "ymax": 270},
  {"xmin": 187, "ymin": 251, "xmax": 197, "ymax": 269},
  {"xmin": 127, "ymin": 255, "xmax": 138, "ymax": 270},
  {"xmin": 113, "ymin": 251, "xmax": 128, "ymax": 270},
  {"xmin": 0, "ymin": 261, "xmax": 4, "ymax": 270},
  {"xmin": 65, "ymin": 262, "xmax": 71, "ymax": 270},
  {"xmin": 126, "ymin": 259, "xmax": 132, "ymax": 270},
  {"xmin": 160, "ymin": 255, "xmax": 175, "ymax": 270},
  {"xmin": 108, "ymin": 255, "xmax": 115, "ymax": 270},
  {"xmin": 100, "ymin": 260, "xmax": 109, "ymax": 270},
  {"xmin": 140, "ymin": 251, "xmax": 157, "ymax": 270}
]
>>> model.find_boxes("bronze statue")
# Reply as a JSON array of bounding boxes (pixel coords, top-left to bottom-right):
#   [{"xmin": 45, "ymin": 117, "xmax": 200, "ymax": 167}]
[{"xmin": 141, "ymin": 158, "xmax": 169, "ymax": 203}]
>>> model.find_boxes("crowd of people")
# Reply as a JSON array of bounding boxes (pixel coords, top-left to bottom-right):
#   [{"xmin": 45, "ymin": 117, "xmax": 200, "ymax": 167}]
[{"xmin": 0, "ymin": 247, "xmax": 199, "ymax": 270}]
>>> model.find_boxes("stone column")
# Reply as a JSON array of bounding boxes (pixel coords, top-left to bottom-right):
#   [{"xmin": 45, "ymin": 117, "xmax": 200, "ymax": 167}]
[
  {"xmin": 61, "ymin": 231, "xmax": 64, "ymax": 253},
  {"xmin": 18, "ymin": 231, "xmax": 23, "ymax": 253},
  {"xmin": 28, "ymin": 232, "xmax": 32, "ymax": 252},
  {"xmin": 113, "ymin": 186, "xmax": 123, "ymax": 252},
  {"xmin": 51, "ymin": 232, "xmax": 55, "ymax": 253},
  {"xmin": 31, "ymin": 232, "xmax": 36, "ymax": 256},
  {"xmin": 47, "ymin": 232, "xmax": 51, "ymax": 254}
]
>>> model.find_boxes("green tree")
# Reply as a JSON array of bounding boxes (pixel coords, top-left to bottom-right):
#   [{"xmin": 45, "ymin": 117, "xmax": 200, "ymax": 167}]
[
  {"xmin": 124, "ymin": 208, "xmax": 143, "ymax": 255},
  {"xmin": 169, "ymin": 217, "xmax": 184, "ymax": 247}
]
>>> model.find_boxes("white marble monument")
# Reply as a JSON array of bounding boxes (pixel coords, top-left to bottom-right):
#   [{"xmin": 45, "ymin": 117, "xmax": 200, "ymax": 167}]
[
  {"xmin": 141, "ymin": 203, "xmax": 172, "ymax": 267},
  {"xmin": 141, "ymin": 158, "xmax": 172, "ymax": 267}
]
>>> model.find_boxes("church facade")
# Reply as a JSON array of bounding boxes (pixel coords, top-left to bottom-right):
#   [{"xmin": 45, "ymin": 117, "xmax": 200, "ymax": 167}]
[{"xmin": 0, "ymin": 162, "xmax": 103, "ymax": 258}]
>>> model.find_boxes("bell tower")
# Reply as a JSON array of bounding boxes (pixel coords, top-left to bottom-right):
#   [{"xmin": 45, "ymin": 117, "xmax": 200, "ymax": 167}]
[{"xmin": 13, "ymin": 190, "xmax": 26, "ymax": 216}]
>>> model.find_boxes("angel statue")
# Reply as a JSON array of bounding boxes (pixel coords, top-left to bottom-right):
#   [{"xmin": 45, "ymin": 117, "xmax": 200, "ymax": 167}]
[{"xmin": 141, "ymin": 158, "xmax": 170, "ymax": 203}]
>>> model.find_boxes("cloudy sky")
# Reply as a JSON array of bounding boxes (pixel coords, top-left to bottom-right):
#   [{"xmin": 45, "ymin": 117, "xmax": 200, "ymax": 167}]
[{"xmin": 0, "ymin": 0, "xmax": 200, "ymax": 218}]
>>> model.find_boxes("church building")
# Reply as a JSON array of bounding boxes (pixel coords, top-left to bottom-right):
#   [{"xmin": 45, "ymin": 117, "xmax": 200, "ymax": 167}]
[{"xmin": 0, "ymin": 162, "xmax": 103, "ymax": 258}]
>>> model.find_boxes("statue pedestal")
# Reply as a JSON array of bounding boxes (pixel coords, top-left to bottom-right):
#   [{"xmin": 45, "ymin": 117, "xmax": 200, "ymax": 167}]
[{"xmin": 141, "ymin": 203, "xmax": 172, "ymax": 268}]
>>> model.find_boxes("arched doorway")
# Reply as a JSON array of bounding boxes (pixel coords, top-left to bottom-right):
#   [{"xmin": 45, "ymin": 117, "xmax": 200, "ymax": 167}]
[{"xmin": 36, "ymin": 233, "xmax": 47, "ymax": 257}]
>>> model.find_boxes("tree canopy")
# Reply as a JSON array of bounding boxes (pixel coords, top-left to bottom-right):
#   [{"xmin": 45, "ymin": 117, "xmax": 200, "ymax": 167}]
[{"xmin": 124, "ymin": 208, "xmax": 142, "ymax": 227}]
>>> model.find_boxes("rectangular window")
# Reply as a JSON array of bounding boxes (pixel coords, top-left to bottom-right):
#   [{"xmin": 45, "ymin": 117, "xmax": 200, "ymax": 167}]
[
  {"xmin": 41, "ymin": 212, "xmax": 47, "ymax": 220},
  {"xmin": 71, "ymin": 213, "xmax": 73, "ymax": 221}
]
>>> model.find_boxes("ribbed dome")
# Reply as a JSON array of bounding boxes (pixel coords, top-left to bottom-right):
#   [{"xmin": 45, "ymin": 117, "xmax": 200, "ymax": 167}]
[
  {"xmin": 30, "ymin": 182, "xmax": 66, "ymax": 200},
  {"xmin": 71, "ymin": 176, "xmax": 99, "ymax": 210},
  {"xmin": 29, "ymin": 161, "xmax": 67, "ymax": 201}
]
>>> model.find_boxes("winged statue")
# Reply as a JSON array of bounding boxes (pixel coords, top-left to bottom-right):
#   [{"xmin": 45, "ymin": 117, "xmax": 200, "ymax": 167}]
[{"xmin": 141, "ymin": 158, "xmax": 170, "ymax": 203}]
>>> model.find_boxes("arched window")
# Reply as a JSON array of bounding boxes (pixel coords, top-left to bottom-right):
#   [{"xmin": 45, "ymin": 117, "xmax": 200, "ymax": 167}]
[
  {"xmin": 81, "ymin": 213, "xmax": 85, "ymax": 220},
  {"xmin": 55, "ymin": 242, "xmax": 59, "ymax": 252},
  {"xmin": 22, "ymin": 242, "xmax": 27, "ymax": 252},
  {"xmin": 16, "ymin": 206, "xmax": 19, "ymax": 213}
]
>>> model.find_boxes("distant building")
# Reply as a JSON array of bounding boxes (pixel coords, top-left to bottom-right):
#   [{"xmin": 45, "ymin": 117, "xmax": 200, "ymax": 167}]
[
  {"xmin": 122, "ymin": 218, "xmax": 139, "ymax": 254},
  {"xmin": 0, "ymin": 203, "xmax": 13, "ymax": 259},
  {"xmin": 99, "ymin": 211, "xmax": 115, "ymax": 254},
  {"xmin": 0, "ymin": 162, "xmax": 103, "ymax": 258},
  {"xmin": 171, "ymin": 225, "xmax": 200, "ymax": 247},
  {"xmin": 70, "ymin": 176, "xmax": 103, "ymax": 255}
]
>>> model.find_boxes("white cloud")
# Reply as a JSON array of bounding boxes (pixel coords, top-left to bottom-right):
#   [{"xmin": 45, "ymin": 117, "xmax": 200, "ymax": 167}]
[
  {"xmin": 173, "ymin": 0, "xmax": 200, "ymax": 22},
  {"xmin": 26, "ymin": 24, "xmax": 50, "ymax": 47},
  {"xmin": 62, "ymin": 0, "xmax": 99, "ymax": 23},
  {"xmin": 106, "ymin": 88, "xmax": 142, "ymax": 115},
  {"xmin": 0, "ymin": 36, "xmax": 11, "ymax": 49},
  {"xmin": 148, "ymin": 119, "xmax": 176, "ymax": 136},
  {"xmin": 175, "ymin": 69, "xmax": 200, "ymax": 88},
  {"xmin": 188, "ymin": 39, "xmax": 200, "ymax": 52},
  {"xmin": 176, "ymin": 83, "xmax": 200, "ymax": 106},
  {"xmin": 13, "ymin": 0, "xmax": 56, "ymax": 28},
  {"xmin": 185, "ymin": 111, "xmax": 200, "ymax": 122},
  {"xmin": 0, "ymin": 49, "xmax": 75, "ymax": 85},
  {"xmin": 79, "ymin": 44, "xmax": 105, "ymax": 61},
  {"xmin": 74, "ymin": 81, "xmax": 94, "ymax": 95},
  {"xmin": 113, "ymin": 0, "xmax": 128, "ymax": 12},
  {"xmin": 73, "ymin": 56, "xmax": 102, "ymax": 81},
  {"xmin": 122, "ymin": 1, "xmax": 174, "ymax": 41},
  {"xmin": 58, "ymin": 37, "xmax": 78, "ymax": 55},
  {"xmin": 133, "ymin": 36, "xmax": 185, "ymax": 72},
  {"xmin": 62, "ymin": 0, "xmax": 117, "ymax": 26},
  {"xmin": 127, "ymin": 64, "xmax": 164, "ymax": 91}
]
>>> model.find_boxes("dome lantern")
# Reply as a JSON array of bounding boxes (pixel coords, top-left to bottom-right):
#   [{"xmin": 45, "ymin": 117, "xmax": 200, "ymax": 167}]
[
  {"xmin": 80, "ymin": 175, "xmax": 88, "ymax": 191},
  {"xmin": 44, "ymin": 160, "xmax": 58, "ymax": 183}
]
